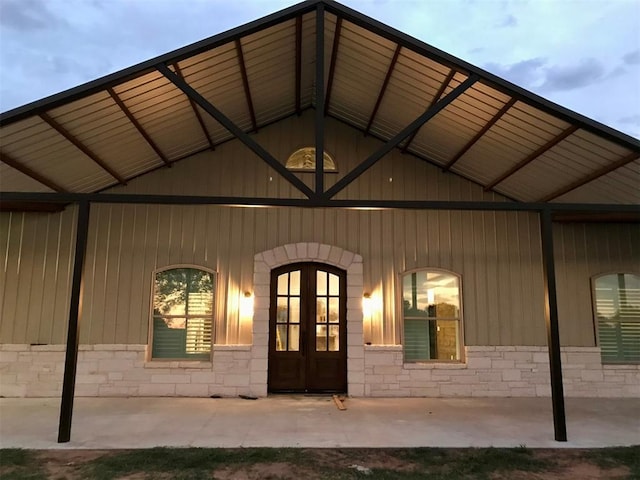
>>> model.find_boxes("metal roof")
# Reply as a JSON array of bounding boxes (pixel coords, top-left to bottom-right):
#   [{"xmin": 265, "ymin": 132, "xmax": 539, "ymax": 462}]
[{"xmin": 1, "ymin": 0, "xmax": 639, "ymax": 205}]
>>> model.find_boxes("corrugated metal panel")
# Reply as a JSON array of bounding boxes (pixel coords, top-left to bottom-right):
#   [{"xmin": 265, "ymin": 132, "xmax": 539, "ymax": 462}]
[
  {"xmin": 0, "ymin": 116, "xmax": 115, "ymax": 193},
  {"xmin": 300, "ymin": 12, "xmax": 317, "ymax": 109},
  {"xmin": 327, "ymin": 20, "xmax": 397, "ymax": 129},
  {"xmin": 241, "ymin": 19, "xmax": 297, "ymax": 125},
  {"xmin": 0, "ymin": 164, "xmax": 54, "ymax": 192}
]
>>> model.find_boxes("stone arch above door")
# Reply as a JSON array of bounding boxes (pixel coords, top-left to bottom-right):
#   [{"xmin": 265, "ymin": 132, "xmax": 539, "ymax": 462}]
[{"xmin": 250, "ymin": 243, "xmax": 365, "ymax": 396}]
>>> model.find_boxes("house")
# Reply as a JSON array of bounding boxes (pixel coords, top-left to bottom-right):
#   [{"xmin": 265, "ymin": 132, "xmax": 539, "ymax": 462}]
[{"xmin": 1, "ymin": 0, "xmax": 638, "ymax": 443}]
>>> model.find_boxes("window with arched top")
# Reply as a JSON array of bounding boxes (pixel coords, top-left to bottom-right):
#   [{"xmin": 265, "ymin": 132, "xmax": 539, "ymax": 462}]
[
  {"xmin": 592, "ymin": 273, "xmax": 640, "ymax": 364},
  {"xmin": 151, "ymin": 267, "xmax": 215, "ymax": 360},
  {"xmin": 285, "ymin": 147, "xmax": 337, "ymax": 172},
  {"xmin": 401, "ymin": 269, "xmax": 463, "ymax": 362}
]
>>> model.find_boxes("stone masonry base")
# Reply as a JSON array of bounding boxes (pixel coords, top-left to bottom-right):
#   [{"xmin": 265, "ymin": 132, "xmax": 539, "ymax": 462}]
[{"xmin": 1, "ymin": 344, "xmax": 637, "ymax": 398}]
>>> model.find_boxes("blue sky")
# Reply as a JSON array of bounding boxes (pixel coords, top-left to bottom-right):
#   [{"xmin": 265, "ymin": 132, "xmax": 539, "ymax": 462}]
[{"xmin": 1, "ymin": 0, "xmax": 639, "ymax": 138}]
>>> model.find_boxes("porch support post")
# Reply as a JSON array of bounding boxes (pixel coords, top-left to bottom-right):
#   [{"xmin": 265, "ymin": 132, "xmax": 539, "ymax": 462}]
[
  {"xmin": 57, "ymin": 200, "xmax": 90, "ymax": 443},
  {"xmin": 315, "ymin": 3, "xmax": 325, "ymax": 196},
  {"xmin": 539, "ymin": 208, "xmax": 567, "ymax": 442}
]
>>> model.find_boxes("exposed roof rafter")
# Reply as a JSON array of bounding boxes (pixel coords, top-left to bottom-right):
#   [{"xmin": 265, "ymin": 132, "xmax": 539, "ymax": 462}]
[
  {"xmin": 538, "ymin": 152, "xmax": 640, "ymax": 202},
  {"xmin": 39, "ymin": 112, "xmax": 127, "ymax": 185},
  {"xmin": 107, "ymin": 88, "xmax": 171, "ymax": 167},
  {"xmin": 443, "ymin": 98, "xmax": 516, "ymax": 172},
  {"xmin": 235, "ymin": 39, "xmax": 258, "ymax": 132},
  {"xmin": 295, "ymin": 16, "xmax": 303, "ymax": 115},
  {"xmin": 324, "ymin": 17, "xmax": 342, "ymax": 115},
  {"xmin": 365, "ymin": 44, "xmax": 401, "ymax": 136},
  {"xmin": 0, "ymin": 151, "xmax": 68, "ymax": 192},
  {"xmin": 157, "ymin": 62, "xmax": 316, "ymax": 199},
  {"xmin": 402, "ymin": 69, "xmax": 456, "ymax": 153},
  {"xmin": 324, "ymin": 73, "xmax": 479, "ymax": 199},
  {"xmin": 174, "ymin": 63, "xmax": 215, "ymax": 150},
  {"xmin": 484, "ymin": 125, "xmax": 580, "ymax": 191}
]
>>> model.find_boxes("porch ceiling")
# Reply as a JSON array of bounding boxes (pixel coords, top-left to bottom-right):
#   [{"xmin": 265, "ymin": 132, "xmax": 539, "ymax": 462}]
[{"xmin": 1, "ymin": 0, "xmax": 639, "ymax": 205}]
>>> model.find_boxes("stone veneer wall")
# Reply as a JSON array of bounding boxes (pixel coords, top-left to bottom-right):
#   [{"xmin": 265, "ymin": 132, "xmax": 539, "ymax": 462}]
[
  {"xmin": 1, "ymin": 344, "xmax": 638, "ymax": 398},
  {"xmin": 364, "ymin": 345, "xmax": 639, "ymax": 398}
]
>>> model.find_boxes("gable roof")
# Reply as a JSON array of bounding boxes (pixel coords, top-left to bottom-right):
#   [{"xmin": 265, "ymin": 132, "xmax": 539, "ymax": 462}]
[{"xmin": 1, "ymin": 0, "xmax": 639, "ymax": 205}]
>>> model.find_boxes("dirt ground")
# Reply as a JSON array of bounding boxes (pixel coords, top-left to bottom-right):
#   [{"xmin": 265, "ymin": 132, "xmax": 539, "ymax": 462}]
[{"xmin": 12, "ymin": 448, "xmax": 630, "ymax": 480}]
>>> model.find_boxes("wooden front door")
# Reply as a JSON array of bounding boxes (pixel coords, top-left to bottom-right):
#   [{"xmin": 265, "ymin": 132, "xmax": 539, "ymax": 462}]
[{"xmin": 268, "ymin": 262, "xmax": 347, "ymax": 393}]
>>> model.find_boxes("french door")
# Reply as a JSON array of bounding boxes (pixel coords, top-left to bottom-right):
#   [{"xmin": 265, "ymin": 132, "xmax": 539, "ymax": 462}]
[{"xmin": 268, "ymin": 262, "xmax": 347, "ymax": 393}]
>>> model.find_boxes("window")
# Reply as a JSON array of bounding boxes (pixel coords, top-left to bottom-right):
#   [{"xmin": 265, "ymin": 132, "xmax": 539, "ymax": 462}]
[
  {"xmin": 286, "ymin": 147, "xmax": 337, "ymax": 172},
  {"xmin": 402, "ymin": 270, "xmax": 462, "ymax": 362},
  {"xmin": 151, "ymin": 267, "xmax": 215, "ymax": 360},
  {"xmin": 593, "ymin": 273, "xmax": 640, "ymax": 363}
]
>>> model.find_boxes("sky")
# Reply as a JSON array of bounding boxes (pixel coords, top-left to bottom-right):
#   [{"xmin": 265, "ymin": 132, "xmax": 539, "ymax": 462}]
[{"xmin": 0, "ymin": 0, "xmax": 639, "ymax": 139}]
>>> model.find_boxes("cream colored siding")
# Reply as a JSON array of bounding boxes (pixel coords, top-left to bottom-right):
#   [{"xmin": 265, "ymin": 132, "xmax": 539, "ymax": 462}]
[{"xmin": 1, "ymin": 115, "xmax": 638, "ymax": 348}]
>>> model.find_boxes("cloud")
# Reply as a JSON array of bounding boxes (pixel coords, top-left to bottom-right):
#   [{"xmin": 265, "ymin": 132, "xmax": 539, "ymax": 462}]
[
  {"xmin": 619, "ymin": 115, "xmax": 640, "ymax": 126},
  {"xmin": 539, "ymin": 58, "xmax": 605, "ymax": 92},
  {"xmin": 0, "ymin": 0, "xmax": 65, "ymax": 30},
  {"xmin": 622, "ymin": 49, "xmax": 640, "ymax": 65},
  {"xmin": 483, "ymin": 57, "xmax": 547, "ymax": 89},
  {"xmin": 496, "ymin": 14, "xmax": 517, "ymax": 28}
]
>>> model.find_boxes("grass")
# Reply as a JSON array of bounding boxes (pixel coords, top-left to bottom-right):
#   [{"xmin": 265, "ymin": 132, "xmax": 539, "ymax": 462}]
[{"xmin": 0, "ymin": 446, "xmax": 637, "ymax": 479}]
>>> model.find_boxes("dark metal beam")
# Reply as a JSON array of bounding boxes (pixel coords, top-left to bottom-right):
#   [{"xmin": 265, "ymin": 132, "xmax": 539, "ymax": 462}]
[
  {"xmin": 485, "ymin": 125, "xmax": 579, "ymax": 191},
  {"xmin": 443, "ymin": 98, "xmax": 516, "ymax": 172},
  {"xmin": 173, "ymin": 63, "xmax": 215, "ymax": 150},
  {"xmin": 325, "ymin": 74, "xmax": 478, "ymax": 199},
  {"xmin": 295, "ymin": 16, "xmax": 303, "ymax": 115},
  {"xmin": 58, "ymin": 200, "xmax": 90, "ymax": 443},
  {"xmin": 39, "ymin": 113, "xmax": 127, "ymax": 185},
  {"xmin": 539, "ymin": 152, "xmax": 640, "ymax": 202},
  {"xmin": 157, "ymin": 63, "xmax": 315, "ymax": 199},
  {"xmin": 0, "ymin": 151, "xmax": 68, "ymax": 192},
  {"xmin": 401, "ymin": 69, "xmax": 456, "ymax": 153},
  {"xmin": 323, "ymin": 17, "xmax": 342, "ymax": 115},
  {"xmin": 365, "ymin": 44, "xmax": 401, "ymax": 136},
  {"xmin": 315, "ymin": 4, "xmax": 325, "ymax": 196},
  {"xmin": 2, "ymin": 190, "xmax": 638, "ymax": 214},
  {"xmin": 235, "ymin": 39, "xmax": 258, "ymax": 132},
  {"xmin": 539, "ymin": 208, "xmax": 567, "ymax": 442},
  {"xmin": 107, "ymin": 88, "xmax": 171, "ymax": 167}
]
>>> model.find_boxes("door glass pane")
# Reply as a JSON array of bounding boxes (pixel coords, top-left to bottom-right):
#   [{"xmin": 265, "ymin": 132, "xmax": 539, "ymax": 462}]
[
  {"xmin": 316, "ymin": 298, "xmax": 327, "ymax": 323},
  {"xmin": 328, "ymin": 297, "xmax": 339, "ymax": 323},
  {"xmin": 277, "ymin": 273, "xmax": 288, "ymax": 295},
  {"xmin": 289, "ymin": 297, "xmax": 300, "ymax": 324},
  {"xmin": 329, "ymin": 273, "xmax": 339, "ymax": 295},
  {"xmin": 276, "ymin": 297, "xmax": 288, "ymax": 323},
  {"xmin": 276, "ymin": 324, "xmax": 287, "ymax": 351},
  {"xmin": 328, "ymin": 325, "xmax": 339, "ymax": 351},
  {"xmin": 290, "ymin": 270, "xmax": 300, "ymax": 296},
  {"xmin": 316, "ymin": 325, "xmax": 327, "ymax": 351},
  {"xmin": 317, "ymin": 271, "xmax": 327, "ymax": 295},
  {"xmin": 289, "ymin": 324, "xmax": 300, "ymax": 351}
]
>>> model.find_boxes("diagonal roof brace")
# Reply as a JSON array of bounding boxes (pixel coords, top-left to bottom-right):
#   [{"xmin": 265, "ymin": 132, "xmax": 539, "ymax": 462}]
[
  {"xmin": 107, "ymin": 88, "xmax": 172, "ymax": 167},
  {"xmin": 39, "ymin": 112, "xmax": 127, "ymax": 185},
  {"xmin": 0, "ymin": 151, "xmax": 69, "ymax": 192},
  {"xmin": 443, "ymin": 98, "xmax": 517, "ymax": 172},
  {"xmin": 538, "ymin": 151, "xmax": 640, "ymax": 202},
  {"xmin": 324, "ymin": 73, "xmax": 479, "ymax": 199},
  {"xmin": 157, "ymin": 62, "xmax": 316, "ymax": 199},
  {"xmin": 484, "ymin": 124, "xmax": 579, "ymax": 191},
  {"xmin": 401, "ymin": 69, "xmax": 456, "ymax": 153},
  {"xmin": 324, "ymin": 17, "xmax": 342, "ymax": 115}
]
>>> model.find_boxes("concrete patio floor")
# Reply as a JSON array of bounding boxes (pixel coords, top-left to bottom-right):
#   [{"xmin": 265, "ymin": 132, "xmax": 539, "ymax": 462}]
[{"xmin": 0, "ymin": 396, "xmax": 638, "ymax": 449}]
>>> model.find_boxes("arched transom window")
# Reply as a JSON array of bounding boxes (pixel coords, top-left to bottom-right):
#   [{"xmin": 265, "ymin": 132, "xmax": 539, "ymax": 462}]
[
  {"xmin": 286, "ymin": 147, "xmax": 337, "ymax": 172},
  {"xmin": 401, "ymin": 270, "xmax": 462, "ymax": 362},
  {"xmin": 151, "ymin": 267, "xmax": 215, "ymax": 360}
]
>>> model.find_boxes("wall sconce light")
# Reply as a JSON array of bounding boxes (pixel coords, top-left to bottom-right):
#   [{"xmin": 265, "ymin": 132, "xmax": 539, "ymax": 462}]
[
  {"xmin": 362, "ymin": 293, "xmax": 372, "ymax": 318},
  {"xmin": 240, "ymin": 291, "xmax": 254, "ymax": 318}
]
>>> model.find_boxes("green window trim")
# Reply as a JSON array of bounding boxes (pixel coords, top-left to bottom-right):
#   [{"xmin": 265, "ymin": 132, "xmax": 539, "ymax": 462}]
[
  {"xmin": 151, "ymin": 267, "xmax": 215, "ymax": 360},
  {"xmin": 593, "ymin": 273, "xmax": 640, "ymax": 364}
]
